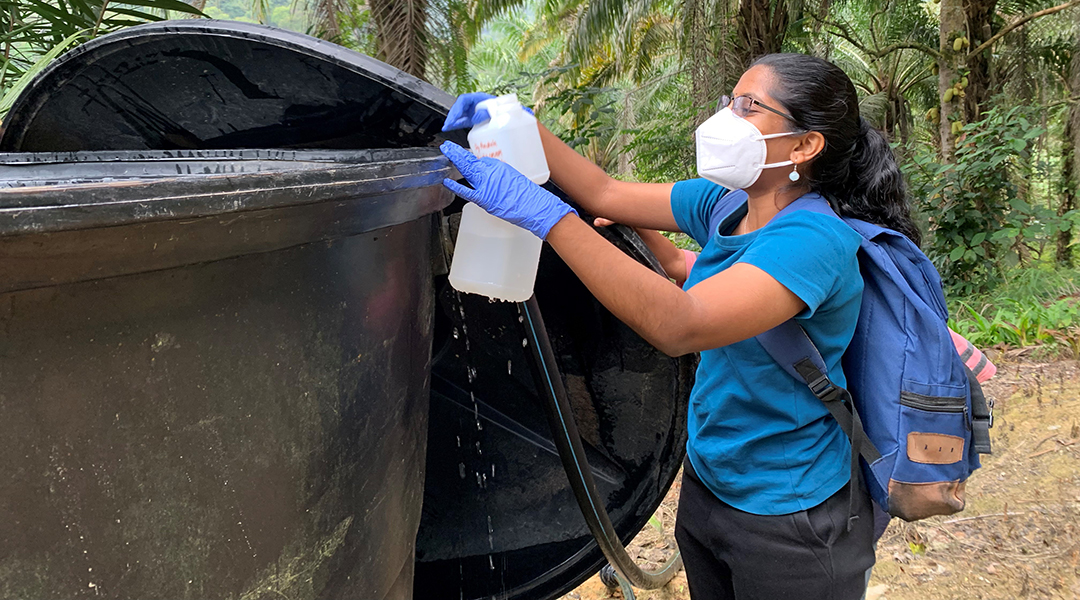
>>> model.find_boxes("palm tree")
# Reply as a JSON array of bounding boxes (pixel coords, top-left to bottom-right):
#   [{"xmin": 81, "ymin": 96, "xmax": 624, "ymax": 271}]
[
  {"xmin": 369, "ymin": 0, "xmax": 429, "ymax": 77},
  {"xmin": 819, "ymin": 0, "xmax": 938, "ymax": 144},
  {"xmin": 1054, "ymin": 8, "xmax": 1079, "ymax": 264}
]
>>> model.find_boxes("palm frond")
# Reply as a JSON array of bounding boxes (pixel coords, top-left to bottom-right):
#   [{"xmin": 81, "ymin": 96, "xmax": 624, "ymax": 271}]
[{"xmin": 370, "ymin": 0, "xmax": 428, "ymax": 77}]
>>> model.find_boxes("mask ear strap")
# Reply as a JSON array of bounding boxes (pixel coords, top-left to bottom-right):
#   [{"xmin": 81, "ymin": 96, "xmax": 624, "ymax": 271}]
[
  {"xmin": 759, "ymin": 130, "xmax": 798, "ymax": 169},
  {"xmin": 758, "ymin": 131, "xmax": 796, "ymax": 140}
]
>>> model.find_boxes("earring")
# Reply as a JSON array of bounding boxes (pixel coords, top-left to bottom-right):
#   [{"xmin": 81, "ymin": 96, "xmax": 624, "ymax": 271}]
[{"xmin": 789, "ymin": 165, "xmax": 800, "ymax": 182}]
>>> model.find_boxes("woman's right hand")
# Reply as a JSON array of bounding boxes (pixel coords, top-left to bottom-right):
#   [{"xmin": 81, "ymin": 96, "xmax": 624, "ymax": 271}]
[
  {"xmin": 442, "ymin": 92, "xmax": 535, "ymax": 131},
  {"xmin": 441, "ymin": 92, "xmax": 496, "ymax": 132}
]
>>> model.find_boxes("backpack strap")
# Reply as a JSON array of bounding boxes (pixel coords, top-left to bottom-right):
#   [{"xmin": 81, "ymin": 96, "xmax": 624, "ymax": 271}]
[
  {"xmin": 757, "ymin": 320, "xmax": 880, "ymax": 532},
  {"xmin": 756, "ymin": 320, "xmax": 882, "ymax": 467},
  {"xmin": 745, "ymin": 194, "xmax": 879, "ymax": 463},
  {"xmin": 740, "ymin": 194, "xmax": 881, "ymax": 530},
  {"xmin": 967, "ymin": 368, "xmax": 994, "ymax": 454}
]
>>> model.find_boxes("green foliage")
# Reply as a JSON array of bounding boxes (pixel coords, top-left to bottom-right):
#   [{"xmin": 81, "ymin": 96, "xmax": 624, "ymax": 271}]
[
  {"xmin": 661, "ymin": 231, "xmax": 700, "ymax": 251},
  {"xmin": 466, "ymin": 3, "xmax": 562, "ymax": 94},
  {"xmin": 539, "ymin": 74, "xmax": 618, "ymax": 152},
  {"xmin": 203, "ymin": 0, "xmax": 306, "ymax": 29},
  {"xmin": 0, "ymin": 0, "xmax": 205, "ymax": 118},
  {"xmin": 903, "ymin": 104, "xmax": 1063, "ymax": 296},
  {"xmin": 622, "ymin": 94, "xmax": 697, "ymax": 183},
  {"xmin": 949, "ymin": 266, "xmax": 1080, "ymax": 356}
]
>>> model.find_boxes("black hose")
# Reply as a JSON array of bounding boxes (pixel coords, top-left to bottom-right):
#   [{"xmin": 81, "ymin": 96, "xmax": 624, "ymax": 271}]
[{"xmin": 518, "ymin": 296, "xmax": 683, "ymax": 592}]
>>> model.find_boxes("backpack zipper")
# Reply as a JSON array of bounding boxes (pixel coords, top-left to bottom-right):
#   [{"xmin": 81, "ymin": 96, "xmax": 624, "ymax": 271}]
[{"xmin": 900, "ymin": 391, "xmax": 966, "ymax": 413}]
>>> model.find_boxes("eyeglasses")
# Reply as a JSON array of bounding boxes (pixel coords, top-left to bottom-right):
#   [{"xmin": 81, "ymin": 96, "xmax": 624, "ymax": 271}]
[{"xmin": 716, "ymin": 94, "xmax": 801, "ymax": 127}]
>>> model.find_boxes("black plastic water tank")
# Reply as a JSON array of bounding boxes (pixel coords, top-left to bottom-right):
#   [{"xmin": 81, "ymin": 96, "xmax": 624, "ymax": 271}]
[
  {"xmin": 0, "ymin": 149, "xmax": 452, "ymax": 600},
  {"xmin": 0, "ymin": 22, "xmax": 693, "ymax": 600}
]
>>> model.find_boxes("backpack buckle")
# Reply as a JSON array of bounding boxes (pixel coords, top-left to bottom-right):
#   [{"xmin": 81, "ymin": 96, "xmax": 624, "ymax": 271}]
[{"xmin": 809, "ymin": 375, "xmax": 841, "ymax": 403}]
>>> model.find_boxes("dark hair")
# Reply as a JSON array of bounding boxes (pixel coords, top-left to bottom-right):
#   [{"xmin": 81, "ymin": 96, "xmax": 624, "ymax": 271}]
[{"xmin": 750, "ymin": 53, "xmax": 921, "ymax": 246}]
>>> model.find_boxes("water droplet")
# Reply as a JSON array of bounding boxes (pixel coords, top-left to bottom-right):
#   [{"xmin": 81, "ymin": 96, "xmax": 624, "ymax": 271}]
[
  {"xmin": 469, "ymin": 366, "xmax": 478, "ymax": 381},
  {"xmin": 521, "ymin": 338, "xmax": 528, "ymax": 347},
  {"xmin": 476, "ymin": 419, "xmax": 483, "ymax": 431},
  {"xmin": 489, "ymin": 555, "xmax": 495, "ymax": 571},
  {"xmin": 475, "ymin": 441, "xmax": 482, "ymax": 455},
  {"xmin": 476, "ymin": 472, "xmax": 482, "ymax": 487},
  {"xmin": 487, "ymin": 515, "xmax": 494, "ymax": 534},
  {"xmin": 507, "ymin": 360, "xmax": 512, "ymax": 375},
  {"xmin": 491, "ymin": 464, "xmax": 496, "ymax": 478},
  {"xmin": 488, "ymin": 533, "xmax": 495, "ymax": 549},
  {"xmin": 456, "ymin": 435, "xmax": 461, "ymax": 447},
  {"xmin": 452, "ymin": 327, "xmax": 460, "ymax": 339},
  {"xmin": 488, "ymin": 297, "xmax": 496, "ymax": 303},
  {"xmin": 459, "ymin": 463, "xmax": 466, "ymax": 479},
  {"xmin": 517, "ymin": 315, "xmax": 524, "ymax": 323}
]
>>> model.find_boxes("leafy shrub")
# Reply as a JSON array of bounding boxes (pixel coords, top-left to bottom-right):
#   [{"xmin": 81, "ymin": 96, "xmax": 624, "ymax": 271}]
[
  {"xmin": 948, "ymin": 266, "xmax": 1080, "ymax": 357},
  {"xmin": 902, "ymin": 104, "xmax": 1073, "ymax": 296}
]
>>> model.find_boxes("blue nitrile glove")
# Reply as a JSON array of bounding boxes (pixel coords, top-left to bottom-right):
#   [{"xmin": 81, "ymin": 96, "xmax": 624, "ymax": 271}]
[
  {"xmin": 440, "ymin": 140, "xmax": 576, "ymax": 240},
  {"xmin": 442, "ymin": 92, "xmax": 535, "ymax": 132}
]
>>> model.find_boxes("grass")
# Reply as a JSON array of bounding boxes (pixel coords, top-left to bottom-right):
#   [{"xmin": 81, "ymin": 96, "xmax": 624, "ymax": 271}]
[{"xmin": 949, "ymin": 265, "xmax": 1080, "ymax": 358}]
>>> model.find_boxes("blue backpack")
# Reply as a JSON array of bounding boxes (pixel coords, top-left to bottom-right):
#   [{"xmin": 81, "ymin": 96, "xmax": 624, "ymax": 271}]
[{"xmin": 707, "ymin": 191, "xmax": 993, "ymax": 523}]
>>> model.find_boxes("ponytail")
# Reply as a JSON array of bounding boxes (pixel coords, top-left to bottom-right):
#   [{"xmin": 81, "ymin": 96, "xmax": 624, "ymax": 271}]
[
  {"xmin": 834, "ymin": 118, "xmax": 921, "ymax": 246},
  {"xmin": 750, "ymin": 54, "xmax": 921, "ymax": 247}
]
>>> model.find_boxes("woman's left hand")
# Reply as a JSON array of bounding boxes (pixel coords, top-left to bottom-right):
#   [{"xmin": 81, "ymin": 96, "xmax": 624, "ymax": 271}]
[{"xmin": 439, "ymin": 141, "xmax": 577, "ymax": 240}]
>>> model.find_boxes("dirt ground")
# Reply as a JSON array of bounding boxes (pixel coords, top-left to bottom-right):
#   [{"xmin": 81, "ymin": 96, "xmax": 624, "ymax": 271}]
[{"xmin": 561, "ymin": 355, "xmax": 1080, "ymax": 600}]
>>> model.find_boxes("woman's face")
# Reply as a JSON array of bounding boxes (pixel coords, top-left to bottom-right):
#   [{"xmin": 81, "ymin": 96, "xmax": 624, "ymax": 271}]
[
  {"xmin": 730, "ymin": 64, "xmax": 809, "ymax": 191},
  {"xmin": 730, "ymin": 64, "xmax": 794, "ymax": 138}
]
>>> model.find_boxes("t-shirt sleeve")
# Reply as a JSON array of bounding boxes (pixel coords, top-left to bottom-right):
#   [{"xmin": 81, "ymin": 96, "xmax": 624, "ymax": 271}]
[
  {"xmin": 737, "ymin": 211, "xmax": 862, "ymax": 317},
  {"xmin": 670, "ymin": 179, "xmax": 729, "ymax": 247}
]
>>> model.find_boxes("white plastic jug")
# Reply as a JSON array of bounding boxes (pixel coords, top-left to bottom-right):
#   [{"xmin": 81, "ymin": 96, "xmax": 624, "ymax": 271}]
[{"xmin": 449, "ymin": 94, "xmax": 550, "ymax": 302}]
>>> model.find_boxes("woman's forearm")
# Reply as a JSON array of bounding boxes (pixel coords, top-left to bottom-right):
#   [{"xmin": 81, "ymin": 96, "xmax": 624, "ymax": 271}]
[
  {"xmin": 538, "ymin": 123, "xmax": 679, "ymax": 230},
  {"xmin": 538, "ymin": 123, "xmax": 613, "ymax": 213},
  {"xmin": 545, "ymin": 216, "xmax": 807, "ymax": 356},
  {"xmin": 634, "ymin": 228, "xmax": 687, "ymax": 283},
  {"xmin": 544, "ymin": 215, "xmax": 700, "ymax": 356}
]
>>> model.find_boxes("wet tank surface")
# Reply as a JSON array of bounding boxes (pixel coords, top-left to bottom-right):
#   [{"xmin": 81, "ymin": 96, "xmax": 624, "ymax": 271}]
[
  {"xmin": 0, "ymin": 149, "xmax": 453, "ymax": 600},
  {"xmin": 0, "ymin": 21, "xmax": 693, "ymax": 600}
]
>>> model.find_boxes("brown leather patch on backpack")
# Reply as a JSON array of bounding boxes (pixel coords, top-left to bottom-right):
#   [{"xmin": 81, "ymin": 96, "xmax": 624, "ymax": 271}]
[
  {"xmin": 907, "ymin": 432, "xmax": 964, "ymax": 464},
  {"xmin": 887, "ymin": 479, "xmax": 966, "ymax": 521}
]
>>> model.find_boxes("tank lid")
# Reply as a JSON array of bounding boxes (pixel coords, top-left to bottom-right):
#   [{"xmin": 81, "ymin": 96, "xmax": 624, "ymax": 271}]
[{"xmin": 0, "ymin": 20, "xmax": 467, "ymax": 152}]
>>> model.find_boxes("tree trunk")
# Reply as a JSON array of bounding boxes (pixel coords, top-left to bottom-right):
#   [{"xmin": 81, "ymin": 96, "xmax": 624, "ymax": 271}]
[
  {"xmin": 962, "ymin": 0, "xmax": 996, "ymax": 123},
  {"xmin": 370, "ymin": 0, "xmax": 428, "ymax": 79},
  {"xmin": 938, "ymin": 0, "xmax": 965, "ymax": 160},
  {"xmin": 618, "ymin": 90, "xmax": 635, "ymax": 177},
  {"xmin": 810, "ymin": 0, "xmax": 833, "ymax": 59},
  {"xmin": 310, "ymin": 0, "xmax": 344, "ymax": 40},
  {"xmin": 736, "ymin": 0, "xmax": 788, "ymax": 68},
  {"xmin": 1058, "ymin": 46, "xmax": 1080, "ymax": 266},
  {"xmin": 686, "ymin": 0, "xmax": 720, "ymax": 124}
]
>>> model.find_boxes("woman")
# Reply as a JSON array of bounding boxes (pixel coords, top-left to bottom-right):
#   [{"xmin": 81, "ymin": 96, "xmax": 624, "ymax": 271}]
[{"xmin": 439, "ymin": 53, "xmax": 918, "ymax": 599}]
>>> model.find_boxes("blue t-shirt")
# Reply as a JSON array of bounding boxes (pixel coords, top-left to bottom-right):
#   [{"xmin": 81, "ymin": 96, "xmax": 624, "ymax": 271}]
[{"xmin": 671, "ymin": 179, "xmax": 864, "ymax": 516}]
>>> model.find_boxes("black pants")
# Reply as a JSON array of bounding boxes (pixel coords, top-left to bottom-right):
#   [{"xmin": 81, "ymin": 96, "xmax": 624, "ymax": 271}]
[{"xmin": 675, "ymin": 459, "xmax": 875, "ymax": 600}]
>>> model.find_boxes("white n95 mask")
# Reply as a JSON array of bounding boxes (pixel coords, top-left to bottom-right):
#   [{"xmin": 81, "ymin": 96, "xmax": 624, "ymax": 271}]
[{"xmin": 695, "ymin": 107, "xmax": 796, "ymax": 190}]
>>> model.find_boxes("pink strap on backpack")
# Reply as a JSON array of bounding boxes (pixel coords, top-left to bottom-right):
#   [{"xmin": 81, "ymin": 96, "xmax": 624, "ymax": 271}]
[
  {"xmin": 682, "ymin": 250, "xmax": 697, "ymax": 284},
  {"xmin": 949, "ymin": 329, "xmax": 997, "ymax": 383}
]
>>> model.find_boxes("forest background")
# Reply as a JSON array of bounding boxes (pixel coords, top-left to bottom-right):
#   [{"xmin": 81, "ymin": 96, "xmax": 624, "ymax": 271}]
[{"xmin": 1, "ymin": 0, "xmax": 1080, "ymax": 353}]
